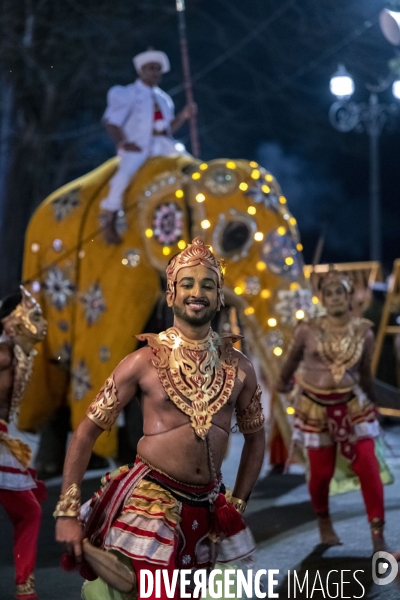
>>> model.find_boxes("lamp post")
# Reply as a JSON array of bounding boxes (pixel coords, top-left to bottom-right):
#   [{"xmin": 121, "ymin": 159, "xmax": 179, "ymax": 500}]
[{"xmin": 329, "ymin": 64, "xmax": 400, "ymax": 262}]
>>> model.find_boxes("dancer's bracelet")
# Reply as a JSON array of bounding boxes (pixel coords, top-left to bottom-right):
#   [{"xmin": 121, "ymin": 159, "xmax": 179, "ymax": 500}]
[
  {"xmin": 230, "ymin": 496, "xmax": 247, "ymax": 514},
  {"xmin": 53, "ymin": 483, "xmax": 81, "ymax": 519}
]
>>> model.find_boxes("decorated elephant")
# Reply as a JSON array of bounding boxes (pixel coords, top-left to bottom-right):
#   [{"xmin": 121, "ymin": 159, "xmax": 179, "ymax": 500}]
[{"xmin": 20, "ymin": 154, "xmax": 318, "ymax": 461}]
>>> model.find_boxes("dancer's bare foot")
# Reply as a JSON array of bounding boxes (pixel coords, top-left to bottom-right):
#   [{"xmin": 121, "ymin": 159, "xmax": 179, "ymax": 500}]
[
  {"xmin": 370, "ymin": 518, "xmax": 388, "ymax": 553},
  {"xmin": 372, "ymin": 534, "xmax": 388, "ymax": 553},
  {"xmin": 101, "ymin": 211, "xmax": 122, "ymax": 245},
  {"xmin": 317, "ymin": 516, "xmax": 342, "ymax": 546}
]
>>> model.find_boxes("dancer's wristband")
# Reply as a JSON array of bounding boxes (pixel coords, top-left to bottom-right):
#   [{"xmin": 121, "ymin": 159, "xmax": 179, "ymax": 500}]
[
  {"xmin": 230, "ymin": 496, "xmax": 247, "ymax": 514},
  {"xmin": 53, "ymin": 483, "xmax": 81, "ymax": 519}
]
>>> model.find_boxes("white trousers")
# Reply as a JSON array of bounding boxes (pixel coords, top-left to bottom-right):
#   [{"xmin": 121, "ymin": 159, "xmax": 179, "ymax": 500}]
[{"xmin": 100, "ymin": 136, "xmax": 185, "ymax": 212}]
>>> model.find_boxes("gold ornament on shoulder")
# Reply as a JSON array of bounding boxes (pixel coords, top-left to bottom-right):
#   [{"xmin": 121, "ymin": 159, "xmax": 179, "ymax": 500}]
[{"xmin": 86, "ymin": 375, "xmax": 120, "ymax": 429}]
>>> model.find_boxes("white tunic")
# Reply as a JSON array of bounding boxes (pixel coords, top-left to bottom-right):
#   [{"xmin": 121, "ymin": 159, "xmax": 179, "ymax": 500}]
[{"xmin": 103, "ymin": 79, "xmax": 175, "ymax": 154}]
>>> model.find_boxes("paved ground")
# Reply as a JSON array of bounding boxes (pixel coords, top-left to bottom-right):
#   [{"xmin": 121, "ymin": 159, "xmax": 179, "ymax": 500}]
[{"xmin": 1, "ymin": 423, "xmax": 400, "ymax": 599}]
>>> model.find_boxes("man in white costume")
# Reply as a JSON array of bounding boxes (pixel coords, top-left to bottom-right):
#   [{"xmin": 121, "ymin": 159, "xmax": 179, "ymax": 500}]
[{"xmin": 100, "ymin": 49, "xmax": 194, "ymax": 242}]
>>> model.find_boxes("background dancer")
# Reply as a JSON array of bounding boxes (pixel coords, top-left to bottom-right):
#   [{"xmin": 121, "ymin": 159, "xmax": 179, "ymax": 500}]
[
  {"xmin": 55, "ymin": 237, "xmax": 265, "ymax": 599},
  {"xmin": 276, "ymin": 269, "xmax": 385, "ymax": 552},
  {"xmin": 0, "ymin": 287, "xmax": 47, "ymax": 600}
]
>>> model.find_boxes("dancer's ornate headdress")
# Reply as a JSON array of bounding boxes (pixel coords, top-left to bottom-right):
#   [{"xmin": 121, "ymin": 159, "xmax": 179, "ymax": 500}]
[
  {"xmin": 166, "ymin": 237, "xmax": 225, "ymax": 307},
  {"xmin": 318, "ymin": 266, "xmax": 353, "ymax": 294},
  {"xmin": 1, "ymin": 286, "xmax": 41, "ymax": 336}
]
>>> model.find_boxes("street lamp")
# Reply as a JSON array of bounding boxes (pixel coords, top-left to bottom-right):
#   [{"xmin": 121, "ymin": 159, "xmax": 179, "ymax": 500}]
[{"xmin": 329, "ymin": 65, "xmax": 399, "ymax": 262}]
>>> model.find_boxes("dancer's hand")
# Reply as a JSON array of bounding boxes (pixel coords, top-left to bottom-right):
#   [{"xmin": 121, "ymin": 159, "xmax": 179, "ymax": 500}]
[
  {"xmin": 180, "ymin": 102, "xmax": 197, "ymax": 121},
  {"xmin": 56, "ymin": 517, "xmax": 84, "ymax": 562}
]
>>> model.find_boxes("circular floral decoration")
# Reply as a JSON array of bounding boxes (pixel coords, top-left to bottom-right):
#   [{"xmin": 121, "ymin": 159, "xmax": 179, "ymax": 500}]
[
  {"xmin": 262, "ymin": 229, "xmax": 302, "ymax": 279},
  {"xmin": 203, "ymin": 166, "xmax": 238, "ymax": 196},
  {"xmin": 153, "ymin": 202, "xmax": 183, "ymax": 246}
]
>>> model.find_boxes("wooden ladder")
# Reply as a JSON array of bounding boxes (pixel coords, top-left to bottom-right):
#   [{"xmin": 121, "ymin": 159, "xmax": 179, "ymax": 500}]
[{"xmin": 372, "ymin": 258, "xmax": 400, "ymax": 377}]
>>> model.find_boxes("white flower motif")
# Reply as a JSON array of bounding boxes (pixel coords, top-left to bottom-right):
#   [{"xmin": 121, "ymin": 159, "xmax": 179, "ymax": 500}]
[
  {"xmin": 72, "ymin": 360, "xmax": 92, "ymax": 400},
  {"xmin": 99, "ymin": 346, "xmax": 111, "ymax": 362},
  {"xmin": 80, "ymin": 283, "xmax": 106, "ymax": 326},
  {"xmin": 192, "ymin": 520, "xmax": 199, "ymax": 530},
  {"xmin": 43, "ymin": 268, "xmax": 74, "ymax": 311},
  {"xmin": 245, "ymin": 180, "xmax": 279, "ymax": 211},
  {"xmin": 52, "ymin": 189, "xmax": 80, "ymax": 221},
  {"xmin": 182, "ymin": 554, "xmax": 191, "ymax": 565}
]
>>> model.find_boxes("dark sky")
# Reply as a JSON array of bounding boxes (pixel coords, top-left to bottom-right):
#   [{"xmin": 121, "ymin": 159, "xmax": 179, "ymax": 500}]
[{"xmin": 1, "ymin": 0, "xmax": 400, "ymax": 274}]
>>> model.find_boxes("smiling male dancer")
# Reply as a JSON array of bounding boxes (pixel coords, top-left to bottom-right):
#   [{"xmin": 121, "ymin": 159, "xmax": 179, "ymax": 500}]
[{"xmin": 55, "ymin": 237, "xmax": 265, "ymax": 599}]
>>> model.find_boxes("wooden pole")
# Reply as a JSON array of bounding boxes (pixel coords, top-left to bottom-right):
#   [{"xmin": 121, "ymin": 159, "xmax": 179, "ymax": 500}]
[{"xmin": 176, "ymin": 0, "xmax": 200, "ymax": 157}]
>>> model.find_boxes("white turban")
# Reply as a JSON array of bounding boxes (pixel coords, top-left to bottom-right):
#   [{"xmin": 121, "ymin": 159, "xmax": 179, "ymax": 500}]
[{"xmin": 133, "ymin": 51, "xmax": 170, "ymax": 74}]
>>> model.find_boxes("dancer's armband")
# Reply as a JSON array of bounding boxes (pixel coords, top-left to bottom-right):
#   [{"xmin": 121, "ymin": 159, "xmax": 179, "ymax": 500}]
[
  {"xmin": 86, "ymin": 375, "xmax": 120, "ymax": 429},
  {"xmin": 235, "ymin": 385, "xmax": 265, "ymax": 434},
  {"xmin": 53, "ymin": 483, "xmax": 81, "ymax": 519}
]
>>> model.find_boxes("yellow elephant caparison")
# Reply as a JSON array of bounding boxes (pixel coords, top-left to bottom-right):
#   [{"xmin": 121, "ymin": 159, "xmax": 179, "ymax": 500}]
[{"xmin": 21, "ymin": 154, "xmax": 314, "ymax": 457}]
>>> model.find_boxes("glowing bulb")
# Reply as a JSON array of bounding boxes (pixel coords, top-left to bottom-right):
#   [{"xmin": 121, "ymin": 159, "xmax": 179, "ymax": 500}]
[
  {"xmin": 273, "ymin": 347, "xmax": 283, "ymax": 357},
  {"xmin": 162, "ymin": 247, "xmax": 171, "ymax": 256},
  {"xmin": 175, "ymin": 189, "xmax": 184, "ymax": 198},
  {"xmin": 201, "ymin": 219, "xmax": 211, "ymax": 229},
  {"xmin": 192, "ymin": 172, "xmax": 201, "ymax": 180},
  {"xmin": 289, "ymin": 282, "xmax": 299, "ymax": 291},
  {"xmin": 177, "ymin": 240, "xmax": 186, "ymax": 250},
  {"xmin": 312, "ymin": 296, "xmax": 319, "ymax": 305},
  {"xmin": 296, "ymin": 309, "xmax": 305, "ymax": 320},
  {"xmin": 251, "ymin": 169, "xmax": 261, "ymax": 180},
  {"xmin": 285, "ymin": 256, "xmax": 294, "ymax": 265},
  {"xmin": 249, "ymin": 161, "xmax": 258, "ymax": 168},
  {"xmin": 256, "ymin": 261, "xmax": 266, "ymax": 271},
  {"xmin": 254, "ymin": 232, "xmax": 264, "ymax": 241},
  {"xmin": 196, "ymin": 193, "xmax": 205, "ymax": 202},
  {"xmin": 289, "ymin": 217, "xmax": 297, "ymax": 226},
  {"xmin": 268, "ymin": 318, "xmax": 277, "ymax": 327},
  {"xmin": 296, "ymin": 243, "xmax": 303, "ymax": 251},
  {"xmin": 279, "ymin": 196, "xmax": 287, "ymax": 204},
  {"xmin": 265, "ymin": 174, "xmax": 273, "ymax": 182},
  {"xmin": 304, "ymin": 268, "xmax": 311, "ymax": 279},
  {"xmin": 239, "ymin": 182, "xmax": 249, "ymax": 191},
  {"xmin": 226, "ymin": 161, "xmax": 236, "ymax": 169},
  {"xmin": 234, "ymin": 286, "xmax": 243, "ymax": 295},
  {"xmin": 262, "ymin": 185, "xmax": 270, "ymax": 194},
  {"xmin": 121, "ymin": 258, "xmax": 128, "ymax": 265},
  {"xmin": 277, "ymin": 226, "xmax": 286, "ymax": 236},
  {"xmin": 286, "ymin": 406, "xmax": 295, "ymax": 415},
  {"xmin": 244, "ymin": 307, "xmax": 255, "ymax": 315},
  {"xmin": 199, "ymin": 163, "xmax": 208, "ymax": 170},
  {"xmin": 247, "ymin": 206, "xmax": 256, "ymax": 215},
  {"xmin": 31, "ymin": 243, "xmax": 40, "ymax": 253},
  {"xmin": 330, "ymin": 64, "xmax": 354, "ymax": 99},
  {"xmin": 261, "ymin": 289, "xmax": 271, "ymax": 299},
  {"xmin": 145, "ymin": 229, "xmax": 153, "ymax": 238}
]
